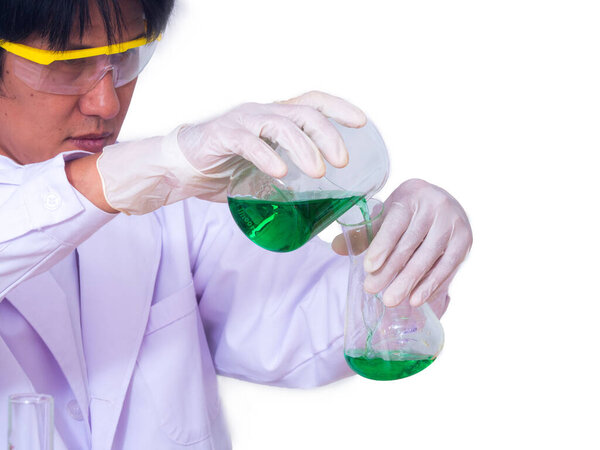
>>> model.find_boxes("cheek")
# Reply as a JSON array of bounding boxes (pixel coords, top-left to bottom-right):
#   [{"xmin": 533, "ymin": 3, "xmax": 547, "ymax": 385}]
[
  {"xmin": 28, "ymin": 93, "xmax": 73, "ymax": 124},
  {"xmin": 1, "ymin": 58, "xmax": 74, "ymax": 129},
  {"xmin": 0, "ymin": 81, "xmax": 77, "ymax": 162},
  {"xmin": 18, "ymin": 93, "xmax": 75, "ymax": 146},
  {"xmin": 117, "ymin": 79, "xmax": 136, "ymax": 112},
  {"xmin": 113, "ymin": 79, "xmax": 137, "ymax": 131},
  {"xmin": 5, "ymin": 81, "xmax": 75, "ymax": 128}
]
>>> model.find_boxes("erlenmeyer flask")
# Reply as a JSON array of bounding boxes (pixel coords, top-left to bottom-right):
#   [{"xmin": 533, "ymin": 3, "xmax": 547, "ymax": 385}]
[
  {"xmin": 227, "ymin": 119, "xmax": 389, "ymax": 252},
  {"xmin": 339, "ymin": 199, "xmax": 444, "ymax": 381}
]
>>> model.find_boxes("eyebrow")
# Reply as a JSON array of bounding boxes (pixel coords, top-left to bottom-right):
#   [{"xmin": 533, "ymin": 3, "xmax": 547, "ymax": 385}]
[{"xmin": 65, "ymin": 31, "xmax": 146, "ymax": 51}]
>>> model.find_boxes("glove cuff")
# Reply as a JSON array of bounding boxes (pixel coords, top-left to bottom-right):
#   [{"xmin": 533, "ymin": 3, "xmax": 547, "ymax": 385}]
[{"xmin": 97, "ymin": 125, "xmax": 206, "ymax": 215}]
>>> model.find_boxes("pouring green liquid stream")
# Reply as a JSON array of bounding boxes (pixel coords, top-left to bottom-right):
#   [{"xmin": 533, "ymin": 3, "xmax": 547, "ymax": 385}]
[{"xmin": 228, "ymin": 192, "xmax": 436, "ymax": 380}]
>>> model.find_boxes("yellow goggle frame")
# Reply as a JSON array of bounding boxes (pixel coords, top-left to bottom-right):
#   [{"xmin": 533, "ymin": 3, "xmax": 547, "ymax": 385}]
[{"xmin": 0, "ymin": 34, "xmax": 161, "ymax": 65}]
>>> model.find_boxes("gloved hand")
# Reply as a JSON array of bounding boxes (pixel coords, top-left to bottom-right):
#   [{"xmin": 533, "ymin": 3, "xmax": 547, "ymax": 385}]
[
  {"xmin": 332, "ymin": 178, "xmax": 473, "ymax": 308},
  {"xmin": 97, "ymin": 91, "xmax": 366, "ymax": 214}
]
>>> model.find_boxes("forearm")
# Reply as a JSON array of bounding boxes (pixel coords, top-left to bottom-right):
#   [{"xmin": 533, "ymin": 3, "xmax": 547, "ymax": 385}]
[
  {"xmin": 0, "ymin": 153, "xmax": 115, "ymax": 299},
  {"xmin": 65, "ymin": 152, "xmax": 118, "ymax": 213}
]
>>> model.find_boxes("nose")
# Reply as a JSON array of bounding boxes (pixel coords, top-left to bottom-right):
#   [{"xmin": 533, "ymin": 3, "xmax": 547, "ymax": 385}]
[{"xmin": 78, "ymin": 70, "xmax": 121, "ymax": 120}]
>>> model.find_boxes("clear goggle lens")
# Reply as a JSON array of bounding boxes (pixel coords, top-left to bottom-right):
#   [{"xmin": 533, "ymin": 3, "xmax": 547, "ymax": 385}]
[{"xmin": 9, "ymin": 40, "xmax": 158, "ymax": 95}]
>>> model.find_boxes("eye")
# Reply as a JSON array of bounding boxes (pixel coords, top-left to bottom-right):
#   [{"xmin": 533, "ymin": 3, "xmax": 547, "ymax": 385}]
[
  {"xmin": 111, "ymin": 47, "xmax": 138, "ymax": 63},
  {"xmin": 55, "ymin": 58, "xmax": 88, "ymax": 69}
]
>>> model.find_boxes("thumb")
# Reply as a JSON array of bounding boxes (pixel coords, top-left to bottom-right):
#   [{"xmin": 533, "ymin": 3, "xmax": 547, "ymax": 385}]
[
  {"xmin": 331, "ymin": 233, "xmax": 349, "ymax": 255},
  {"xmin": 331, "ymin": 228, "xmax": 371, "ymax": 256}
]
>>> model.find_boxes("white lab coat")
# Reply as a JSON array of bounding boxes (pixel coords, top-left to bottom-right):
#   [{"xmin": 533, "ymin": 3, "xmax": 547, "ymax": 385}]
[{"xmin": 0, "ymin": 152, "xmax": 354, "ymax": 449}]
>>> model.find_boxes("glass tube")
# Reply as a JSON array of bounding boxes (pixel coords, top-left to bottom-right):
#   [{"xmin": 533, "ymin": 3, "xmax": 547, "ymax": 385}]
[{"xmin": 8, "ymin": 393, "xmax": 54, "ymax": 450}]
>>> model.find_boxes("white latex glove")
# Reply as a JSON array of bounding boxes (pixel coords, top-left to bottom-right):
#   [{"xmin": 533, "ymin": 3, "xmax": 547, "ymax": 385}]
[
  {"xmin": 332, "ymin": 178, "xmax": 473, "ymax": 308},
  {"xmin": 97, "ymin": 91, "xmax": 366, "ymax": 214}
]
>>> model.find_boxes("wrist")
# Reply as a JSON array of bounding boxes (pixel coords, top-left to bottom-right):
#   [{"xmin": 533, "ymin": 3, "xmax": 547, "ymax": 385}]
[
  {"xmin": 96, "ymin": 129, "xmax": 207, "ymax": 215},
  {"xmin": 65, "ymin": 153, "xmax": 119, "ymax": 214}
]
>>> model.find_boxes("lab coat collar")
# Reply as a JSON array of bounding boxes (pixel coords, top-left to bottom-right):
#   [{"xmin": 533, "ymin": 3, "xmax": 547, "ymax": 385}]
[
  {"xmin": 7, "ymin": 268, "xmax": 91, "ymax": 426},
  {"xmin": 78, "ymin": 212, "xmax": 162, "ymax": 450}
]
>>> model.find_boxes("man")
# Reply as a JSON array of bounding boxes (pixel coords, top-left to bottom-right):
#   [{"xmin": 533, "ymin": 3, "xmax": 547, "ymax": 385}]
[{"xmin": 0, "ymin": 0, "xmax": 472, "ymax": 448}]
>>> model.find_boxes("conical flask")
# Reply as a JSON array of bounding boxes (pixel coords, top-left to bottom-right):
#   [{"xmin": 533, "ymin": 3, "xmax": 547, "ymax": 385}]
[
  {"xmin": 338, "ymin": 199, "xmax": 444, "ymax": 381},
  {"xmin": 227, "ymin": 119, "xmax": 389, "ymax": 252}
]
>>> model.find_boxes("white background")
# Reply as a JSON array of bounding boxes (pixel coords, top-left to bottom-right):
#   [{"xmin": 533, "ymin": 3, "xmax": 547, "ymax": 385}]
[{"xmin": 120, "ymin": 1, "xmax": 600, "ymax": 448}]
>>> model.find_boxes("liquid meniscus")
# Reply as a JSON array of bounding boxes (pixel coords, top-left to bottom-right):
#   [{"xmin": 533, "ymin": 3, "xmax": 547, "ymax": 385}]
[
  {"xmin": 228, "ymin": 191, "xmax": 363, "ymax": 252},
  {"xmin": 344, "ymin": 350, "xmax": 436, "ymax": 381}
]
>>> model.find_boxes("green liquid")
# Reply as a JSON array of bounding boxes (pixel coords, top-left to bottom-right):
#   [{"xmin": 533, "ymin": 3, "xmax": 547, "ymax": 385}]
[
  {"xmin": 228, "ymin": 191, "xmax": 363, "ymax": 252},
  {"xmin": 345, "ymin": 350, "xmax": 436, "ymax": 381},
  {"xmin": 357, "ymin": 198, "xmax": 374, "ymax": 242},
  {"xmin": 355, "ymin": 197, "xmax": 384, "ymax": 353}
]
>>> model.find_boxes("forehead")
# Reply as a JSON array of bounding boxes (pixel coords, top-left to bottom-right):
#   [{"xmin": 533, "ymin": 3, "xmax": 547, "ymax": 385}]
[{"xmin": 29, "ymin": 0, "xmax": 146, "ymax": 49}]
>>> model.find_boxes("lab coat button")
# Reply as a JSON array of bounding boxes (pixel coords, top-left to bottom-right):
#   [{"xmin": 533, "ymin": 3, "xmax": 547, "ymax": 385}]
[
  {"xmin": 43, "ymin": 192, "xmax": 62, "ymax": 211},
  {"xmin": 67, "ymin": 400, "xmax": 83, "ymax": 421}
]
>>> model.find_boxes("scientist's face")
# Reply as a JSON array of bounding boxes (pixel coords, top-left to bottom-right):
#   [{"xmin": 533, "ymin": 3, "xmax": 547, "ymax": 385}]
[{"xmin": 0, "ymin": 1, "xmax": 146, "ymax": 164}]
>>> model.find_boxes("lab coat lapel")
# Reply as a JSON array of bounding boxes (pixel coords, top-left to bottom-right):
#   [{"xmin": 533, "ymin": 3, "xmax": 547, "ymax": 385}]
[
  {"xmin": 6, "ymin": 270, "xmax": 90, "ymax": 424},
  {"xmin": 0, "ymin": 334, "xmax": 35, "ymax": 397},
  {"xmin": 78, "ymin": 213, "xmax": 161, "ymax": 449}
]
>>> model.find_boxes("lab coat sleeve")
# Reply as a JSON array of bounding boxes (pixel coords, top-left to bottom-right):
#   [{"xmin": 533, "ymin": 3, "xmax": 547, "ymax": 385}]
[
  {"xmin": 0, "ymin": 153, "xmax": 115, "ymax": 300},
  {"xmin": 193, "ymin": 201, "xmax": 355, "ymax": 388}
]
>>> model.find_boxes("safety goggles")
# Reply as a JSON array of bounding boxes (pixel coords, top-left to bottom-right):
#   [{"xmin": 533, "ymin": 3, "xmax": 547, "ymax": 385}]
[{"xmin": 0, "ymin": 35, "xmax": 160, "ymax": 95}]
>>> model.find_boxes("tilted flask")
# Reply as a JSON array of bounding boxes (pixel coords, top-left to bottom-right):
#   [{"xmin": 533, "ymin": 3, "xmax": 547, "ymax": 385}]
[{"xmin": 227, "ymin": 119, "xmax": 389, "ymax": 252}]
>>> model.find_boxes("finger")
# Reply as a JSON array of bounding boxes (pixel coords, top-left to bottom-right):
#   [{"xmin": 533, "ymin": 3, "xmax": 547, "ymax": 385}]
[
  {"xmin": 380, "ymin": 221, "xmax": 453, "ymax": 307},
  {"xmin": 331, "ymin": 229, "xmax": 372, "ymax": 256},
  {"xmin": 363, "ymin": 209, "xmax": 432, "ymax": 295},
  {"xmin": 279, "ymin": 90, "xmax": 367, "ymax": 128},
  {"xmin": 408, "ymin": 229, "xmax": 470, "ymax": 307},
  {"xmin": 224, "ymin": 129, "xmax": 288, "ymax": 178},
  {"xmin": 242, "ymin": 114, "xmax": 326, "ymax": 178},
  {"xmin": 425, "ymin": 278, "xmax": 453, "ymax": 318},
  {"xmin": 338, "ymin": 227, "xmax": 373, "ymax": 256},
  {"xmin": 363, "ymin": 201, "xmax": 416, "ymax": 274},
  {"xmin": 267, "ymin": 102, "xmax": 349, "ymax": 168},
  {"xmin": 408, "ymin": 266, "xmax": 457, "ymax": 310}
]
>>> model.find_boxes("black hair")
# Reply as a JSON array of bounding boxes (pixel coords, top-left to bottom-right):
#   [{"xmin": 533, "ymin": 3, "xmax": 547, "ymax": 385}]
[{"xmin": 0, "ymin": 0, "xmax": 175, "ymax": 74}]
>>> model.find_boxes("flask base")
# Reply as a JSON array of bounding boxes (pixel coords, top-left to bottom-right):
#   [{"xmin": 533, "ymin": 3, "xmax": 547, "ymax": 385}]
[{"xmin": 344, "ymin": 350, "xmax": 436, "ymax": 381}]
